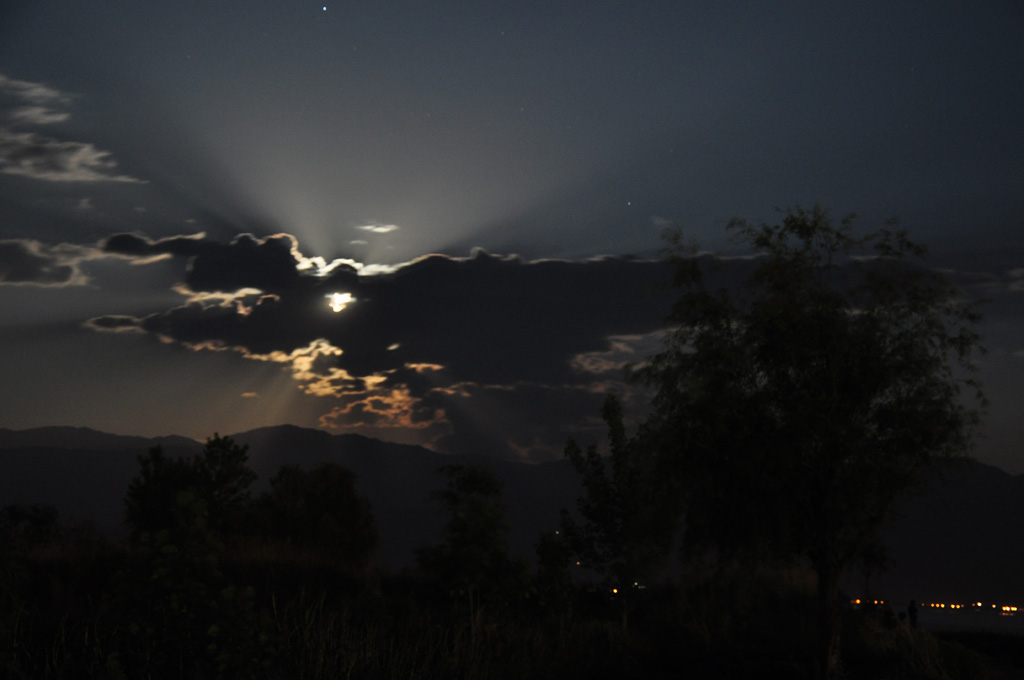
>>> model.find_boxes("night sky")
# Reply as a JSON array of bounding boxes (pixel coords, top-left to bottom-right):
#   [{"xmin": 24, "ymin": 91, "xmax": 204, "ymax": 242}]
[{"xmin": 1, "ymin": 2, "xmax": 1022, "ymax": 470}]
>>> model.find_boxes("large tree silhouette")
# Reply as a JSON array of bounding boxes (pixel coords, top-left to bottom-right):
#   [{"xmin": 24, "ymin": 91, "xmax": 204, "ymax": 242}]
[{"xmin": 637, "ymin": 206, "xmax": 984, "ymax": 678}]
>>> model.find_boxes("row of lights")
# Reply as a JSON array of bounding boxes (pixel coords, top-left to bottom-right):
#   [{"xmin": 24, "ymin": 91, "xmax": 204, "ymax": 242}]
[
  {"xmin": 925, "ymin": 602, "xmax": 1018, "ymax": 615},
  {"xmin": 851, "ymin": 599, "xmax": 1018, "ymax": 616}
]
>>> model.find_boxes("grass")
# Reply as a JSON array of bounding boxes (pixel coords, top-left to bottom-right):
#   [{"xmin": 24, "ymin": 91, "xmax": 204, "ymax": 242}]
[{"xmin": 2, "ymin": 544, "xmax": 1017, "ymax": 679}]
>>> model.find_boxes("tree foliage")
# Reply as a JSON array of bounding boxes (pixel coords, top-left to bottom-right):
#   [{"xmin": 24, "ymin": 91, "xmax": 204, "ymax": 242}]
[
  {"xmin": 0, "ymin": 503, "xmax": 61, "ymax": 551},
  {"xmin": 124, "ymin": 434, "xmax": 256, "ymax": 541},
  {"xmin": 561, "ymin": 395, "xmax": 677, "ymax": 590},
  {"xmin": 257, "ymin": 462, "xmax": 378, "ymax": 569},
  {"xmin": 118, "ymin": 435, "xmax": 267, "ymax": 677},
  {"xmin": 637, "ymin": 206, "xmax": 985, "ymax": 677},
  {"xmin": 417, "ymin": 464, "xmax": 525, "ymax": 608}
]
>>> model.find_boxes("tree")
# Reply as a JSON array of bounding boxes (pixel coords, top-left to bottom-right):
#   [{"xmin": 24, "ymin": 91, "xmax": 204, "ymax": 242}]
[
  {"xmin": 417, "ymin": 464, "xmax": 525, "ymax": 619},
  {"xmin": 124, "ymin": 445, "xmax": 204, "ymax": 540},
  {"xmin": 257, "ymin": 462, "xmax": 377, "ymax": 570},
  {"xmin": 195, "ymin": 434, "xmax": 258, "ymax": 537},
  {"xmin": 118, "ymin": 435, "xmax": 264, "ymax": 677},
  {"xmin": 125, "ymin": 434, "xmax": 256, "ymax": 541},
  {"xmin": 637, "ymin": 206, "xmax": 984, "ymax": 678},
  {"xmin": 561, "ymin": 395, "xmax": 677, "ymax": 627},
  {"xmin": 0, "ymin": 504, "xmax": 61, "ymax": 551},
  {"xmin": 533, "ymin": 530, "xmax": 574, "ymax": 619}
]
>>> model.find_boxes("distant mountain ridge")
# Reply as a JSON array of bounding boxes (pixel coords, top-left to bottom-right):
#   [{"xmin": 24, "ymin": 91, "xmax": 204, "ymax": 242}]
[
  {"xmin": 0, "ymin": 426, "xmax": 199, "ymax": 452},
  {"xmin": 1, "ymin": 424, "xmax": 1022, "ymax": 602}
]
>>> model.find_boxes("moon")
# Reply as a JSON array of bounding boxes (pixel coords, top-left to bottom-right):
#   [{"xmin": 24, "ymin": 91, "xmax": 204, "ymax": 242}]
[{"xmin": 327, "ymin": 292, "xmax": 353, "ymax": 313}]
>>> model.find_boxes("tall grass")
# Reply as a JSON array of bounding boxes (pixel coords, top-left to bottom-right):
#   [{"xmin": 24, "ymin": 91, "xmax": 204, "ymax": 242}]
[{"xmin": 1, "ymin": 544, "xmax": 1014, "ymax": 679}]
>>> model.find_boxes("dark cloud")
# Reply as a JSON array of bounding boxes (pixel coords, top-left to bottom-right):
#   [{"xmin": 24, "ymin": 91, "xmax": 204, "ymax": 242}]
[
  {"xmin": 101, "ymin": 232, "xmax": 209, "ymax": 259},
  {"xmin": 425, "ymin": 381, "xmax": 616, "ymax": 462},
  {"xmin": 82, "ymin": 315, "xmax": 144, "ymax": 332},
  {"xmin": 0, "ymin": 239, "xmax": 87, "ymax": 286},
  {"xmin": 82, "ymin": 235, "xmax": 677, "ymax": 458},
  {"xmin": 341, "ymin": 251, "xmax": 675, "ymax": 384},
  {"xmin": 185, "ymin": 234, "xmax": 335, "ymax": 295},
  {"xmin": 90, "ymin": 239, "xmax": 676, "ymax": 384},
  {"xmin": 104, "ymin": 231, "xmax": 358, "ymax": 293}
]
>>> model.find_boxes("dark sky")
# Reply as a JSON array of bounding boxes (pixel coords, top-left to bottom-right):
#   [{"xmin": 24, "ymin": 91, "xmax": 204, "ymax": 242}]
[{"xmin": 1, "ymin": 2, "xmax": 1022, "ymax": 470}]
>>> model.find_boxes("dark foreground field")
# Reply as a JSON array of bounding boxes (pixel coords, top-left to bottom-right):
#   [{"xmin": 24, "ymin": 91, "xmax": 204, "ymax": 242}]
[{"xmin": 4, "ymin": 540, "xmax": 1019, "ymax": 680}]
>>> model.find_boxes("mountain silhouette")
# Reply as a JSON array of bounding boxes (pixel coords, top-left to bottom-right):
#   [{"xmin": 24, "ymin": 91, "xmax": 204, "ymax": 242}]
[
  {"xmin": 0, "ymin": 426, "xmax": 198, "ymax": 452},
  {"xmin": 1, "ymin": 424, "xmax": 1022, "ymax": 601}
]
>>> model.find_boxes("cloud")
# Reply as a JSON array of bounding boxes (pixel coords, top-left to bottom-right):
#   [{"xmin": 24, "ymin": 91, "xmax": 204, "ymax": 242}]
[
  {"xmin": 0, "ymin": 74, "xmax": 65, "ymax": 103},
  {"xmin": 0, "ymin": 239, "xmax": 96, "ymax": 286},
  {"xmin": 0, "ymin": 129, "xmax": 145, "ymax": 183},
  {"xmin": 570, "ymin": 331, "xmax": 668, "ymax": 376},
  {"xmin": 0, "ymin": 73, "xmax": 69, "ymax": 120},
  {"xmin": 91, "ymin": 241, "xmax": 675, "ymax": 381},
  {"xmin": 101, "ymin": 232, "xmax": 209, "ymax": 261},
  {"xmin": 84, "ymin": 234, "xmax": 676, "ymax": 456},
  {"xmin": 1008, "ymin": 268, "xmax": 1024, "ymax": 293},
  {"xmin": 0, "ymin": 72, "xmax": 144, "ymax": 183},
  {"xmin": 9, "ymin": 106, "xmax": 70, "ymax": 125},
  {"xmin": 184, "ymin": 233, "xmax": 333, "ymax": 295},
  {"xmin": 83, "ymin": 314, "xmax": 146, "ymax": 333},
  {"xmin": 356, "ymin": 223, "xmax": 400, "ymax": 234},
  {"xmin": 77, "ymin": 230, "xmax": 1008, "ymax": 459}
]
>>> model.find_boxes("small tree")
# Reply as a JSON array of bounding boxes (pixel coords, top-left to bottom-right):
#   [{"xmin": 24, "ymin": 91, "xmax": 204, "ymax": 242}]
[
  {"xmin": 417, "ymin": 464, "xmax": 525, "ymax": 621},
  {"xmin": 533, "ymin": 530, "xmax": 574, "ymax": 620},
  {"xmin": 638, "ymin": 206, "xmax": 984, "ymax": 678},
  {"xmin": 124, "ymin": 434, "xmax": 256, "ymax": 541},
  {"xmin": 0, "ymin": 504, "xmax": 61, "ymax": 551},
  {"xmin": 118, "ymin": 434, "xmax": 265, "ymax": 677},
  {"xmin": 258, "ymin": 462, "xmax": 377, "ymax": 570},
  {"xmin": 195, "ymin": 434, "xmax": 258, "ymax": 538},
  {"xmin": 124, "ymin": 445, "xmax": 199, "ymax": 540},
  {"xmin": 561, "ymin": 395, "xmax": 677, "ymax": 629}
]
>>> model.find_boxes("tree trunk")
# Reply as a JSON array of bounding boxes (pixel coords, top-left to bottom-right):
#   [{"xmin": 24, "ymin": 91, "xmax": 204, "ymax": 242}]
[{"xmin": 816, "ymin": 561, "xmax": 841, "ymax": 680}]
